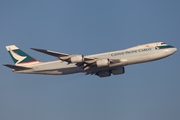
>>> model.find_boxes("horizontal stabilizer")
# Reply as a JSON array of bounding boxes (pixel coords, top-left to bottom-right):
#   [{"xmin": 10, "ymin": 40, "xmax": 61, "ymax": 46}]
[
  {"xmin": 31, "ymin": 48, "xmax": 69, "ymax": 57},
  {"xmin": 3, "ymin": 64, "xmax": 32, "ymax": 70}
]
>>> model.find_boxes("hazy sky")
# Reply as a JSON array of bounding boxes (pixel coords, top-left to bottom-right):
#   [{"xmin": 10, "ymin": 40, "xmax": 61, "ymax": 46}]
[{"xmin": 0, "ymin": 0, "xmax": 180, "ymax": 120}]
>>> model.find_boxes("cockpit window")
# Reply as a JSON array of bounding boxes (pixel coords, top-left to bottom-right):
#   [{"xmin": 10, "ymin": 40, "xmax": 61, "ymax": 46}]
[{"xmin": 161, "ymin": 42, "xmax": 166, "ymax": 45}]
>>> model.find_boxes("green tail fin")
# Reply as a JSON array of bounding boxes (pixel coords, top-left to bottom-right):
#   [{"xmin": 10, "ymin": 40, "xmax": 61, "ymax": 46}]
[{"xmin": 6, "ymin": 45, "xmax": 39, "ymax": 65}]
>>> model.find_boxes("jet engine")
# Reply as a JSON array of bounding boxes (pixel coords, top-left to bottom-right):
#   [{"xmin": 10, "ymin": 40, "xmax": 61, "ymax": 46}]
[
  {"xmin": 111, "ymin": 67, "xmax": 125, "ymax": 75},
  {"xmin": 70, "ymin": 55, "xmax": 84, "ymax": 63},
  {"xmin": 96, "ymin": 71, "xmax": 111, "ymax": 77},
  {"xmin": 96, "ymin": 59, "xmax": 110, "ymax": 67}
]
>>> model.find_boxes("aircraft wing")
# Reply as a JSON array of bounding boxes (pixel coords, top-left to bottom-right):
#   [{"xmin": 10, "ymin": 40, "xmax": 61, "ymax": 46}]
[
  {"xmin": 31, "ymin": 48, "xmax": 121, "ymax": 70},
  {"xmin": 31, "ymin": 48, "xmax": 69, "ymax": 57},
  {"xmin": 31, "ymin": 48, "xmax": 96, "ymax": 62}
]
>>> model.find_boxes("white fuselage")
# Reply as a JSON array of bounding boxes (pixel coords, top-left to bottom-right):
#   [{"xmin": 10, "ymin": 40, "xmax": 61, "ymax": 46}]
[{"xmin": 14, "ymin": 42, "xmax": 177, "ymax": 75}]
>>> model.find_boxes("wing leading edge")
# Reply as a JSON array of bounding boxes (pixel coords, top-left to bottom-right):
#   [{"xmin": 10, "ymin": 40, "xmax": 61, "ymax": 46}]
[{"xmin": 31, "ymin": 48, "xmax": 69, "ymax": 57}]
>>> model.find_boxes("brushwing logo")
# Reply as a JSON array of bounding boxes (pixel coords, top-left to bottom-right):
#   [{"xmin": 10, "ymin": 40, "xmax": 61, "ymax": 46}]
[{"xmin": 9, "ymin": 48, "xmax": 27, "ymax": 64}]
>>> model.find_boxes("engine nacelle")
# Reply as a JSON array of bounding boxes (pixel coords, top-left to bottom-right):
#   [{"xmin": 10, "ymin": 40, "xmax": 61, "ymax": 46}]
[
  {"xmin": 70, "ymin": 55, "xmax": 84, "ymax": 63},
  {"xmin": 96, "ymin": 59, "xmax": 110, "ymax": 67},
  {"xmin": 111, "ymin": 67, "xmax": 125, "ymax": 75},
  {"xmin": 96, "ymin": 71, "xmax": 111, "ymax": 77}
]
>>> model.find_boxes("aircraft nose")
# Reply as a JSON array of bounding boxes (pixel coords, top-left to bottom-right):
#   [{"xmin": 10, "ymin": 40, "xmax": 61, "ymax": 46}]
[
  {"xmin": 173, "ymin": 47, "xmax": 177, "ymax": 53},
  {"xmin": 175, "ymin": 47, "xmax": 177, "ymax": 52},
  {"xmin": 165, "ymin": 47, "xmax": 177, "ymax": 55}
]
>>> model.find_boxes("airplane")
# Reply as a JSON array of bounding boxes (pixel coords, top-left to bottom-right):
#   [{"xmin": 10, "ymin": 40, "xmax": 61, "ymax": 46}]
[{"xmin": 3, "ymin": 42, "xmax": 177, "ymax": 77}]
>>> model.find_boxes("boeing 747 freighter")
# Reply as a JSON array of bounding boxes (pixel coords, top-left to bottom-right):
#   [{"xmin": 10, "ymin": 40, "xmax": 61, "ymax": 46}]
[{"xmin": 3, "ymin": 42, "xmax": 177, "ymax": 77}]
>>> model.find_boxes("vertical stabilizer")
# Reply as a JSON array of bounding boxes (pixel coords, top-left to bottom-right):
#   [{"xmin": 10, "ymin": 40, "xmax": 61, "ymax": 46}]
[{"xmin": 6, "ymin": 45, "xmax": 39, "ymax": 65}]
